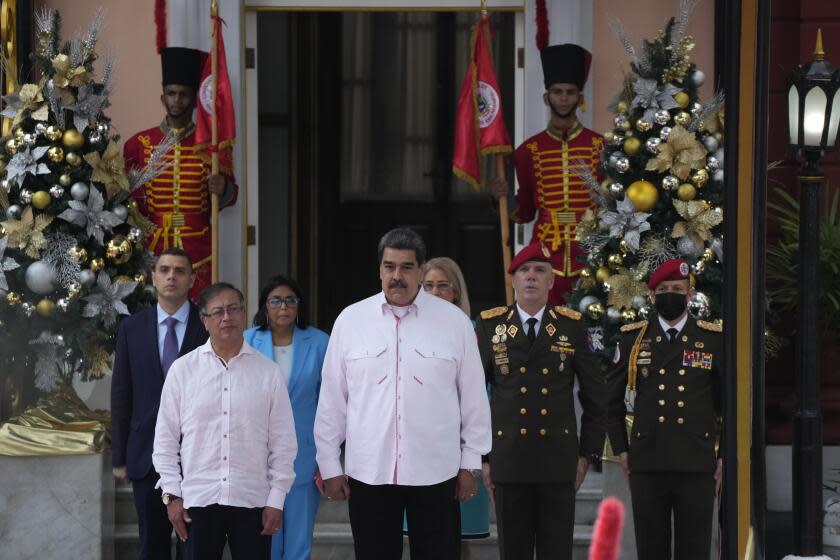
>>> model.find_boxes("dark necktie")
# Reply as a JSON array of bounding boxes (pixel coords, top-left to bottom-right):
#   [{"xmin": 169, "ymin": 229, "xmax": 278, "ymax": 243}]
[
  {"xmin": 526, "ymin": 317, "xmax": 538, "ymax": 345},
  {"xmin": 161, "ymin": 316, "xmax": 179, "ymax": 375},
  {"xmin": 667, "ymin": 327, "xmax": 679, "ymax": 343}
]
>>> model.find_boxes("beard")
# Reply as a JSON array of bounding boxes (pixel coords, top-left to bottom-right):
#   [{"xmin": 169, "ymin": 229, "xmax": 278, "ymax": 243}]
[{"xmin": 548, "ymin": 98, "xmax": 576, "ymax": 120}]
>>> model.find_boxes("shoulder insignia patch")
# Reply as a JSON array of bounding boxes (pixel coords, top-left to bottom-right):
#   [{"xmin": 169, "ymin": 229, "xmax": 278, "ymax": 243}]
[
  {"xmin": 480, "ymin": 306, "xmax": 508, "ymax": 320},
  {"xmin": 620, "ymin": 320, "xmax": 649, "ymax": 332},
  {"xmin": 554, "ymin": 306, "xmax": 581, "ymax": 321},
  {"xmin": 697, "ymin": 320, "xmax": 723, "ymax": 332}
]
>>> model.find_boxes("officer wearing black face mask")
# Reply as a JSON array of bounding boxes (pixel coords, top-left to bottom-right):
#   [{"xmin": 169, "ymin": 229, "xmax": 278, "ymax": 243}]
[{"xmin": 604, "ymin": 259, "xmax": 723, "ymax": 560}]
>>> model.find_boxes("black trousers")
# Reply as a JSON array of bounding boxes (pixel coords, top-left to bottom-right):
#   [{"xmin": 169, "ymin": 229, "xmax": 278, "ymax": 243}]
[
  {"xmin": 630, "ymin": 471, "xmax": 715, "ymax": 560},
  {"xmin": 493, "ymin": 481, "xmax": 575, "ymax": 560},
  {"xmin": 131, "ymin": 469, "xmax": 176, "ymax": 560},
  {"xmin": 180, "ymin": 504, "xmax": 271, "ymax": 560},
  {"xmin": 347, "ymin": 476, "xmax": 461, "ymax": 560}
]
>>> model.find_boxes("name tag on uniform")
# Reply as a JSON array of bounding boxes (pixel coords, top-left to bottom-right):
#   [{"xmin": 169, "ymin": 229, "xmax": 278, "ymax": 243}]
[
  {"xmin": 636, "ymin": 358, "xmax": 651, "ymax": 365},
  {"xmin": 683, "ymin": 350, "xmax": 713, "ymax": 370}
]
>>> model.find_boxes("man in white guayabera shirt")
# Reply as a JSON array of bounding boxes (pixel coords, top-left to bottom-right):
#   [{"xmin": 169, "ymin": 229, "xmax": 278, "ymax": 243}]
[
  {"xmin": 153, "ymin": 282, "xmax": 297, "ymax": 560},
  {"xmin": 315, "ymin": 228, "xmax": 492, "ymax": 560}
]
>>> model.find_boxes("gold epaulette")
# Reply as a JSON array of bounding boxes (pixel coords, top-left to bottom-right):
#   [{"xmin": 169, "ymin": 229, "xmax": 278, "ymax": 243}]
[
  {"xmin": 697, "ymin": 319, "xmax": 723, "ymax": 332},
  {"xmin": 480, "ymin": 306, "xmax": 508, "ymax": 320},
  {"xmin": 621, "ymin": 320, "xmax": 648, "ymax": 332},
  {"xmin": 554, "ymin": 306, "xmax": 581, "ymax": 320}
]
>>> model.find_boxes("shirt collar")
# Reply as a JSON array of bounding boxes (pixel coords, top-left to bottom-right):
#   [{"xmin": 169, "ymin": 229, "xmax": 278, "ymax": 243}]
[
  {"xmin": 658, "ymin": 313, "xmax": 689, "ymax": 335},
  {"xmin": 516, "ymin": 303, "xmax": 546, "ymax": 325},
  {"xmin": 377, "ymin": 288, "xmax": 423, "ymax": 316},
  {"xmin": 157, "ymin": 300, "xmax": 190, "ymax": 325},
  {"xmin": 198, "ymin": 338, "xmax": 259, "ymax": 358}
]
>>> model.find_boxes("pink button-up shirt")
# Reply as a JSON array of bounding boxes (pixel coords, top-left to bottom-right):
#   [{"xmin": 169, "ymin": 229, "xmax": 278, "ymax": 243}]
[{"xmin": 314, "ymin": 289, "xmax": 492, "ymax": 486}]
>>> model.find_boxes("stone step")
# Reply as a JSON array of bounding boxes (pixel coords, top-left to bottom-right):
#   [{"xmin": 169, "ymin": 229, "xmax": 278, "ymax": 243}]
[{"xmin": 312, "ymin": 522, "xmax": 594, "ymax": 559}]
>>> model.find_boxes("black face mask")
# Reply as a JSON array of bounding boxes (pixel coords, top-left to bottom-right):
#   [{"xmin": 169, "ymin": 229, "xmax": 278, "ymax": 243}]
[{"xmin": 655, "ymin": 292, "xmax": 688, "ymax": 321}]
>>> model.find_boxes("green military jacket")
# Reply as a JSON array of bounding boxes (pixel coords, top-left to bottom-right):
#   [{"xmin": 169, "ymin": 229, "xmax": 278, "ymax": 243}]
[
  {"xmin": 475, "ymin": 303, "xmax": 605, "ymax": 484},
  {"xmin": 606, "ymin": 314, "xmax": 723, "ymax": 474}
]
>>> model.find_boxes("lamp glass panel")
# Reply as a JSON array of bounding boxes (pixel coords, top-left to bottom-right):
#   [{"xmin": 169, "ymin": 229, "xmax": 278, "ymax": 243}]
[
  {"xmin": 827, "ymin": 89, "xmax": 840, "ymax": 148},
  {"xmin": 788, "ymin": 85, "xmax": 800, "ymax": 145},
  {"xmin": 803, "ymin": 86, "xmax": 828, "ymax": 147}
]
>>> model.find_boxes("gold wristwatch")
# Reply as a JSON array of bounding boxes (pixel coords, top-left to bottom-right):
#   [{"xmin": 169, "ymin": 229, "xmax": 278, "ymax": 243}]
[{"xmin": 162, "ymin": 492, "xmax": 180, "ymax": 505}]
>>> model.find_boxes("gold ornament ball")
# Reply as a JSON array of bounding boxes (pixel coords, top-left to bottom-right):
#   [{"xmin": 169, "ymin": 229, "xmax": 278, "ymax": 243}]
[
  {"xmin": 619, "ymin": 239, "xmax": 631, "ymax": 255},
  {"xmin": 4, "ymin": 138, "xmax": 18, "ymax": 155},
  {"xmin": 106, "ymin": 235, "xmax": 133, "ymax": 265},
  {"xmin": 580, "ymin": 268, "xmax": 593, "ymax": 280},
  {"xmin": 626, "ymin": 180, "xmax": 659, "ymax": 212},
  {"xmin": 5, "ymin": 292, "xmax": 21, "ymax": 306},
  {"xmin": 636, "ymin": 119, "xmax": 653, "ymax": 133},
  {"xmin": 703, "ymin": 248, "xmax": 715, "ymax": 262},
  {"xmin": 59, "ymin": 174, "xmax": 73, "ymax": 187},
  {"xmin": 617, "ymin": 100, "xmax": 629, "ymax": 113},
  {"xmin": 674, "ymin": 111, "xmax": 692, "ymax": 127},
  {"xmin": 595, "ymin": 266, "xmax": 611, "ymax": 283},
  {"xmin": 12, "ymin": 126, "xmax": 24, "ymax": 140},
  {"xmin": 620, "ymin": 308, "xmax": 638, "ymax": 323},
  {"xmin": 89, "ymin": 257, "xmax": 105, "ymax": 272},
  {"xmin": 0, "ymin": 158, "xmax": 6, "ymax": 174},
  {"xmin": 67, "ymin": 282, "xmax": 82, "ymax": 299},
  {"xmin": 587, "ymin": 302, "xmax": 605, "ymax": 321},
  {"xmin": 47, "ymin": 146, "xmax": 65, "ymax": 162},
  {"xmin": 68, "ymin": 245, "xmax": 89, "ymax": 264},
  {"xmin": 36, "ymin": 298, "xmax": 57, "ymax": 318},
  {"xmin": 623, "ymin": 137, "xmax": 642, "ymax": 155},
  {"xmin": 607, "ymin": 253, "xmax": 624, "ymax": 269},
  {"xmin": 604, "ymin": 131, "xmax": 616, "ymax": 143},
  {"xmin": 113, "ymin": 275, "xmax": 134, "ymax": 283},
  {"xmin": 713, "ymin": 132, "xmax": 724, "ymax": 142},
  {"xmin": 134, "ymin": 273, "xmax": 147, "ymax": 286},
  {"xmin": 674, "ymin": 92, "xmax": 690, "ymax": 109},
  {"xmin": 31, "ymin": 191, "xmax": 52, "ymax": 210},
  {"xmin": 691, "ymin": 168, "xmax": 710, "ymax": 188},
  {"xmin": 62, "ymin": 129, "xmax": 85, "ymax": 150},
  {"xmin": 677, "ymin": 183, "xmax": 697, "ymax": 201},
  {"xmin": 66, "ymin": 152, "xmax": 82, "ymax": 166},
  {"xmin": 45, "ymin": 125, "xmax": 63, "ymax": 142},
  {"xmin": 619, "ymin": 120, "xmax": 632, "ymax": 131}
]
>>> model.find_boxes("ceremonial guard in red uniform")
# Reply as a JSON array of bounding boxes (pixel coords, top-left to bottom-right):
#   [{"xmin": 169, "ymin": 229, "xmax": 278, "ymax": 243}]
[
  {"xmin": 124, "ymin": 47, "xmax": 237, "ymax": 300},
  {"xmin": 493, "ymin": 44, "xmax": 604, "ymax": 305}
]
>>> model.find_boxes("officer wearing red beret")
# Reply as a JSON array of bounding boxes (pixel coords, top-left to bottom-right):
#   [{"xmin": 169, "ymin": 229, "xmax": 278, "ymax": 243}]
[
  {"xmin": 475, "ymin": 243, "xmax": 605, "ymax": 559},
  {"xmin": 605, "ymin": 259, "xmax": 723, "ymax": 560}
]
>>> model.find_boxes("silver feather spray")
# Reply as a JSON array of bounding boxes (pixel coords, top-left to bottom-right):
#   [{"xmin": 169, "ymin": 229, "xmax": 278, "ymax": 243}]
[{"xmin": 688, "ymin": 90, "xmax": 725, "ymax": 132}]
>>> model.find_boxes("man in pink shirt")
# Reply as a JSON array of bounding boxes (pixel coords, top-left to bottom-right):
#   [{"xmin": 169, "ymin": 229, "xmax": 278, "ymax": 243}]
[{"xmin": 314, "ymin": 228, "xmax": 492, "ymax": 560}]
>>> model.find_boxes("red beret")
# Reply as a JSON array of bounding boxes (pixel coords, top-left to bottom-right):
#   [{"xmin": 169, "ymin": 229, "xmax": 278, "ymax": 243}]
[
  {"xmin": 647, "ymin": 259, "xmax": 691, "ymax": 289},
  {"xmin": 508, "ymin": 242, "xmax": 552, "ymax": 274}
]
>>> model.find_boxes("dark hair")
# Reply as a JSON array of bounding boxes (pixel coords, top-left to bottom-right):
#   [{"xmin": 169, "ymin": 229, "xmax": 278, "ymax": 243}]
[
  {"xmin": 154, "ymin": 247, "xmax": 193, "ymax": 268},
  {"xmin": 198, "ymin": 282, "xmax": 244, "ymax": 314},
  {"xmin": 377, "ymin": 228, "xmax": 426, "ymax": 265},
  {"xmin": 253, "ymin": 275, "xmax": 309, "ymax": 331}
]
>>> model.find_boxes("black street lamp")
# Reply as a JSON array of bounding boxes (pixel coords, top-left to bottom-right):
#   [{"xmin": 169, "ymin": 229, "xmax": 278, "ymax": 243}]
[{"xmin": 786, "ymin": 28, "xmax": 840, "ymax": 555}]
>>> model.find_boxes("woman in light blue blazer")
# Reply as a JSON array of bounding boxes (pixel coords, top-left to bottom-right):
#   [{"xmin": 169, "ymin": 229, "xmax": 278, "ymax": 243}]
[{"xmin": 244, "ymin": 275, "xmax": 329, "ymax": 560}]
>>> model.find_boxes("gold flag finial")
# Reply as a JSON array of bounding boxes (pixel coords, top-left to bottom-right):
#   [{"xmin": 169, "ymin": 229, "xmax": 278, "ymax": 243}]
[
  {"xmin": 211, "ymin": 0, "xmax": 218, "ymax": 18},
  {"xmin": 815, "ymin": 28, "xmax": 825, "ymax": 61},
  {"xmin": 480, "ymin": 0, "xmax": 488, "ymax": 17}
]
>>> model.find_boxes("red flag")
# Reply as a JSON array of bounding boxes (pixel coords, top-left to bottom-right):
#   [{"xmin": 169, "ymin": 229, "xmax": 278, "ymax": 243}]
[
  {"xmin": 195, "ymin": 16, "xmax": 235, "ymax": 155},
  {"xmin": 452, "ymin": 16, "xmax": 512, "ymax": 189}
]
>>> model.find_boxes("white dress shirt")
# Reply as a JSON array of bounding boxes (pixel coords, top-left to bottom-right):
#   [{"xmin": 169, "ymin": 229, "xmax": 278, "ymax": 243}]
[
  {"xmin": 658, "ymin": 313, "xmax": 689, "ymax": 338},
  {"xmin": 153, "ymin": 340, "xmax": 297, "ymax": 509},
  {"xmin": 156, "ymin": 301, "xmax": 190, "ymax": 361},
  {"xmin": 516, "ymin": 304, "xmax": 546, "ymax": 335},
  {"xmin": 314, "ymin": 289, "xmax": 492, "ymax": 486},
  {"xmin": 272, "ymin": 342, "xmax": 294, "ymax": 387}
]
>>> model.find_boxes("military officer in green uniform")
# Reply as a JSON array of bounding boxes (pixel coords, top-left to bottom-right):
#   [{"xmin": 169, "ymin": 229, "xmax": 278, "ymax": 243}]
[
  {"xmin": 606, "ymin": 258, "xmax": 723, "ymax": 560},
  {"xmin": 476, "ymin": 243, "xmax": 605, "ymax": 559}
]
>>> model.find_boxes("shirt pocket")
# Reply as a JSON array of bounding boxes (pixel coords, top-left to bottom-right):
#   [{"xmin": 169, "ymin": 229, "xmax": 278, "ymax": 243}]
[
  {"xmin": 414, "ymin": 345, "xmax": 457, "ymax": 388},
  {"xmin": 345, "ymin": 343, "xmax": 389, "ymax": 387}
]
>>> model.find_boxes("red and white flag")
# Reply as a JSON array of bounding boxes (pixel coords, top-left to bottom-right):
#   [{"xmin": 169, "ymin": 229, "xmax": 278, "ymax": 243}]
[
  {"xmin": 194, "ymin": 16, "xmax": 236, "ymax": 152},
  {"xmin": 452, "ymin": 16, "xmax": 512, "ymax": 189}
]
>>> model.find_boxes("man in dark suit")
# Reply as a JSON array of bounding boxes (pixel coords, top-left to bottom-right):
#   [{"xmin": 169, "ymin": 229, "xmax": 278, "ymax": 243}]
[
  {"xmin": 475, "ymin": 243, "xmax": 605, "ymax": 559},
  {"xmin": 606, "ymin": 258, "xmax": 723, "ymax": 560},
  {"xmin": 111, "ymin": 247, "xmax": 209, "ymax": 560}
]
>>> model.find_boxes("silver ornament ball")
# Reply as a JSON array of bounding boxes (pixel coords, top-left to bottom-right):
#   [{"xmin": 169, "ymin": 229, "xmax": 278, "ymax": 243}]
[
  {"xmin": 127, "ymin": 227, "xmax": 143, "ymax": 243},
  {"xmin": 35, "ymin": 123, "xmax": 47, "ymax": 134},
  {"xmin": 615, "ymin": 157, "xmax": 630, "ymax": 173},
  {"xmin": 79, "ymin": 269, "xmax": 97, "ymax": 287},
  {"xmin": 22, "ymin": 303, "xmax": 35, "ymax": 317},
  {"xmin": 70, "ymin": 182, "xmax": 90, "ymax": 201},
  {"xmin": 578, "ymin": 295, "xmax": 599, "ymax": 314},
  {"xmin": 606, "ymin": 307, "xmax": 621, "ymax": 324},
  {"xmin": 611, "ymin": 133, "xmax": 625, "ymax": 146},
  {"xmin": 1, "ymin": 179, "xmax": 12, "ymax": 192},
  {"xmin": 112, "ymin": 204, "xmax": 128, "ymax": 221},
  {"xmin": 21, "ymin": 133, "xmax": 37, "ymax": 146},
  {"xmin": 688, "ymin": 291, "xmax": 711, "ymax": 319},
  {"xmin": 25, "ymin": 261, "xmax": 57, "ymax": 294},
  {"xmin": 654, "ymin": 109, "xmax": 671, "ymax": 126},
  {"xmin": 632, "ymin": 295, "xmax": 647, "ymax": 310},
  {"xmin": 691, "ymin": 102, "xmax": 703, "ymax": 114},
  {"xmin": 638, "ymin": 305, "xmax": 651, "ymax": 320},
  {"xmin": 19, "ymin": 189, "xmax": 33, "ymax": 204},
  {"xmin": 660, "ymin": 126, "xmax": 672, "ymax": 140},
  {"xmin": 692, "ymin": 69, "xmax": 706, "ymax": 87},
  {"xmin": 96, "ymin": 122, "xmax": 110, "ymax": 134},
  {"xmin": 57, "ymin": 298, "xmax": 70, "ymax": 312},
  {"xmin": 609, "ymin": 183, "xmax": 625, "ymax": 198},
  {"xmin": 49, "ymin": 185, "xmax": 65, "ymax": 199},
  {"xmin": 692, "ymin": 260, "xmax": 706, "ymax": 275},
  {"xmin": 88, "ymin": 132, "xmax": 102, "ymax": 144},
  {"xmin": 706, "ymin": 156, "xmax": 720, "ymax": 173},
  {"xmin": 646, "ymin": 137, "xmax": 662, "ymax": 154},
  {"xmin": 677, "ymin": 237, "xmax": 703, "ymax": 258},
  {"xmin": 608, "ymin": 151, "xmax": 626, "ymax": 166},
  {"xmin": 713, "ymin": 169, "xmax": 724, "ymax": 182},
  {"xmin": 703, "ymin": 135, "xmax": 719, "ymax": 153},
  {"xmin": 6, "ymin": 204, "xmax": 22, "ymax": 220},
  {"xmin": 662, "ymin": 175, "xmax": 679, "ymax": 190}
]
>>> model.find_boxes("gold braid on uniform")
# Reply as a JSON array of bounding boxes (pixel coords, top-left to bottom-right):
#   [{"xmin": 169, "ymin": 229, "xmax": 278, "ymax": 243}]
[
  {"xmin": 621, "ymin": 320, "xmax": 649, "ymax": 391},
  {"xmin": 480, "ymin": 306, "xmax": 508, "ymax": 320},
  {"xmin": 696, "ymin": 319, "xmax": 722, "ymax": 332},
  {"xmin": 554, "ymin": 306, "xmax": 582, "ymax": 320}
]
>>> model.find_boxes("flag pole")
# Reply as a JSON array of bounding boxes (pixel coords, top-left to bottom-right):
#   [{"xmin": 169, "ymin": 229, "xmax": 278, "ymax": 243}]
[
  {"xmin": 210, "ymin": 0, "xmax": 220, "ymax": 283},
  {"xmin": 480, "ymin": 0, "xmax": 514, "ymax": 305}
]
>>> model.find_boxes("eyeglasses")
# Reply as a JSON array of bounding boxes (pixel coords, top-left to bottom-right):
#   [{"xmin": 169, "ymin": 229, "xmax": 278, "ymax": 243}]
[
  {"xmin": 422, "ymin": 282, "xmax": 452, "ymax": 292},
  {"xmin": 267, "ymin": 296, "xmax": 302, "ymax": 308},
  {"xmin": 202, "ymin": 304, "xmax": 245, "ymax": 320}
]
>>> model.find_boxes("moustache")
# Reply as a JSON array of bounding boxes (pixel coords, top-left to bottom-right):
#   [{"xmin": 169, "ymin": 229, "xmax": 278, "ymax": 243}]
[{"xmin": 388, "ymin": 279, "xmax": 408, "ymax": 289}]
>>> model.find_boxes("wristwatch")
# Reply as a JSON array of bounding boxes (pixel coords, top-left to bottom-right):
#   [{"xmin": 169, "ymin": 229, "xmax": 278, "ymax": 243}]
[{"xmin": 162, "ymin": 492, "xmax": 180, "ymax": 505}]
